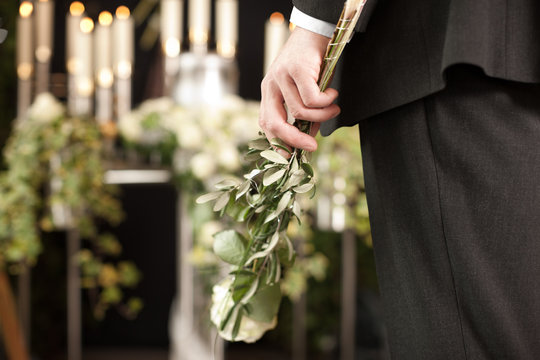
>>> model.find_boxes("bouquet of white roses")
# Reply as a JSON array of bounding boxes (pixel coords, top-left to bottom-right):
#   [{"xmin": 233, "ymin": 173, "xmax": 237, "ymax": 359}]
[{"xmin": 198, "ymin": 0, "xmax": 367, "ymax": 342}]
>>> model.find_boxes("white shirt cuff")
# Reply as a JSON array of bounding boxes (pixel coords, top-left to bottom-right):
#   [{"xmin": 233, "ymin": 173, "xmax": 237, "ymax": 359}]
[{"xmin": 290, "ymin": 6, "xmax": 336, "ymax": 38}]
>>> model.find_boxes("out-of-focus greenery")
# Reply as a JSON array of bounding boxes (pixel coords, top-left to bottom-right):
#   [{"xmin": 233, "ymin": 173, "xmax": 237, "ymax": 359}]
[
  {"xmin": 0, "ymin": 2, "xmax": 17, "ymax": 150},
  {"xmin": 0, "ymin": 93, "xmax": 142, "ymax": 319}
]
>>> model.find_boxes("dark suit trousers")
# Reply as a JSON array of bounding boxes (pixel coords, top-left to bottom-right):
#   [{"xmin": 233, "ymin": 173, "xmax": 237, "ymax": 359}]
[{"xmin": 359, "ymin": 65, "xmax": 540, "ymax": 359}]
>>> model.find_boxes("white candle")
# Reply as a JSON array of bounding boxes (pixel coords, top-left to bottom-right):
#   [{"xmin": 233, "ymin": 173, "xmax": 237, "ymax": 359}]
[
  {"xmin": 188, "ymin": 0, "xmax": 210, "ymax": 51},
  {"xmin": 66, "ymin": 1, "xmax": 85, "ymax": 74},
  {"xmin": 34, "ymin": 0, "xmax": 54, "ymax": 64},
  {"xmin": 264, "ymin": 12, "xmax": 289, "ymax": 75},
  {"xmin": 73, "ymin": 16, "xmax": 94, "ymax": 115},
  {"xmin": 161, "ymin": 0, "xmax": 183, "ymax": 58},
  {"xmin": 17, "ymin": 1, "xmax": 34, "ymax": 81},
  {"xmin": 113, "ymin": 6, "xmax": 134, "ymax": 80},
  {"xmin": 216, "ymin": 0, "xmax": 238, "ymax": 58},
  {"xmin": 17, "ymin": 1, "xmax": 34, "ymax": 118},
  {"xmin": 113, "ymin": 6, "xmax": 134, "ymax": 118},
  {"xmin": 95, "ymin": 11, "xmax": 114, "ymax": 124},
  {"xmin": 95, "ymin": 11, "xmax": 113, "ymax": 87}
]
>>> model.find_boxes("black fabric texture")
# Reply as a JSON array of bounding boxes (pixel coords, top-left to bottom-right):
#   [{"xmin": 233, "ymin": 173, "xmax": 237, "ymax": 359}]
[
  {"xmin": 311, "ymin": 0, "xmax": 540, "ymax": 135},
  {"xmin": 359, "ymin": 65, "xmax": 540, "ymax": 359}
]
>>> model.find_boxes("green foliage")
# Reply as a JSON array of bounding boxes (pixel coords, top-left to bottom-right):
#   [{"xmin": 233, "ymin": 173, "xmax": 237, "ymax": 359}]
[
  {"xmin": 198, "ymin": 134, "xmax": 316, "ymax": 341},
  {"xmin": 0, "ymin": 94, "xmax": 142, "ymax": 320}
]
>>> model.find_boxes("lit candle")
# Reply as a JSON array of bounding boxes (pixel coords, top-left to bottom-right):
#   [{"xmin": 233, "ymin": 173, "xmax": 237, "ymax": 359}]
[
  {"xmin": 34, "ymin": 0, "xmax": 54, "ymax": 95},
  {"xmin": 17, "ymin": 2, "xmax": 34, "ymax": 81},
  {"xmin": 216, "ymin": 0, "xmax": 238, "ymax": 58},
  {"xmin": 188, "ymin": 0, "xmax": 210, "ymax": 53},
  {"xmin": 74, "ymin": 16, "xmax": 94, "ymax": 115},
  {"xmin": 17, "ymin": 1, "xmax": 34, "ymax": 118},
  {"xmin": 113, "ymin": 6, "xmax": 134, "ymax": 80},
  {"xmin": 66, "ymin": 1, "xmax": 85, "ymax": 75},
  {"xmin": 95, "ymin": 11, "xmax": 114, "ymax": 124},
  {"xmin": 113, "ymin": 5, "xmax": 134, "ymax": 118},
  {"xmin": 66, "ymin": 1, "xmax": 84, "ymax": 115},
  {"xmin": 264, "ymin": 12, "xmax": 289, "ymax": 75},
  {"xmin": 161, "ymin": 0, "xmax": 183, "ymax": 58}
]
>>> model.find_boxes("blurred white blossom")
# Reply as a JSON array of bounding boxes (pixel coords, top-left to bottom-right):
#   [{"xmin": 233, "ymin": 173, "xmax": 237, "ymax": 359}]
[
  {"xmin": 27, "ymin": 93, "xmax": 64, "ymax": 124},
  {"xmin": 210, "ymin": 277, "xmax": 277, "ymax": 343}
]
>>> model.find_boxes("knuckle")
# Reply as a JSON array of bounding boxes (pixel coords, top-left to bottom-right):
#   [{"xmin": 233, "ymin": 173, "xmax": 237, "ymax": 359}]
[
  {"xmin": 288, "ymin": 107, "xmax": 304, "ymax": 119},
  {"xmin": 303, "ymin": 96, "xmax": 319, "ymax": 108}
]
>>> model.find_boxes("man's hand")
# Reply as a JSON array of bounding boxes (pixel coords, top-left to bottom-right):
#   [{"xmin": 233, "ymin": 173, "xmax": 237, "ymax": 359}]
[{"xmin": 259, "ymin": 27, "xmax": 341, "ymax": 153}]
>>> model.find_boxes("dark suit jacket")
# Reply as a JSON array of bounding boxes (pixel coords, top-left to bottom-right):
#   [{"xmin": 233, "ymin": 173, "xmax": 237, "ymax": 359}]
[{"xmin": 292, "ymin": 0, "xmax": 540, "ymax": 135}]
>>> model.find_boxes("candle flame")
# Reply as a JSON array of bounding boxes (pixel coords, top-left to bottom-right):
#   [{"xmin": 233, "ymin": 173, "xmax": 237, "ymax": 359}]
[
  {"xmin": 164, "ymin": 38, "xmax": 181, "ymax": 57},
  {"xmin": 19, "ymin": 2, "xmax": 34, "ymax": 18},
  {"xmin": 99, "ymin": 11, "xmax": 113, "ymax": 26},
  {"xmin": 217, "ymin": 42, "xmax": 236, "ymax": 58},
  {"xmin": 289, "ymin": 22, "xmax": 296, "ymax": 31},
  {"xmin": 269, "ymin": 12, "xmax": 285, "ymax": 25},
  {"xmin": 69, "ymin": 1, "xmax": 85, "ymax": 17},
  {"xmin": 80, "ymin": 17, "xmax": 94, "ymax": 33},
  {"xmin": 17, "ymin": 63, "xmax": 33, "ymax": 80},
  {"xmin": 116, "ymin": 61, "xmax": 132, "ymax": 79},
  {"xmin": 97, "ymin": 68, "xmax": 114, "ymax": 88},
  {"xmin": 116, "ymin": 6, "xmax": 131, "ymax": 20}
]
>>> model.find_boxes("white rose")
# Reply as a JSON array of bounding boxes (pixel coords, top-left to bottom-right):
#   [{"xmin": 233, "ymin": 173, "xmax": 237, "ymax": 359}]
[
  {"xmin": 118, "ymin": 113, "xmax": 143, "ymax": 142},
  {"xmin": 28, "ymin": 93, "xmax": 64, "ymax": 123},
  {"xmin": 231, "ymin": 115, "xmax": 261, "ymax": 144},
  {"xmin": 139, "ymin": 97, "xmax": 174, "ymax": 115},
  {"xmin": 217, "ymin": 145, "xmax": 240, "ymax": 171},
  {"xmin": 210, "ymin": 277, "xmax": 277, "ymax": 343},
  {"xmin": 190, "ymin": 152, "xmax": 217, "ymax": 180},
  {"xmin": 177, "ymin": 122, "xmax": 204, "ymax": 150},
  {"xmin": 200, "ymin": 108, "xmax": 225, "ymax": 129}
]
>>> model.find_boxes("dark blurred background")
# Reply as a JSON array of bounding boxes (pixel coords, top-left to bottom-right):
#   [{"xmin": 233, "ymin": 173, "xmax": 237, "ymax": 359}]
[{"xmin": 0, "ymin": 1, "xmax": 385, "ymax": 359}]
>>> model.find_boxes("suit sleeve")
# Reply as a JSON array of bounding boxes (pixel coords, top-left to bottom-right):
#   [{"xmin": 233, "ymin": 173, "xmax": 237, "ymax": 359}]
[{"xmin": 292, "ymin": 0, "xmax": 379, "ymax": 32}]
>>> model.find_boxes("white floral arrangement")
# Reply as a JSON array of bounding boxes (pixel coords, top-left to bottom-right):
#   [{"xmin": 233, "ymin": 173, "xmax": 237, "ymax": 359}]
[{"xmin": 118, "ymin": 95, "xmax": 261, "ymax": 183}]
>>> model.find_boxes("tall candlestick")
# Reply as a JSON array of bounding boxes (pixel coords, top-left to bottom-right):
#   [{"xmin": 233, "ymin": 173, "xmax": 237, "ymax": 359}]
[
  {"xmin": 95, "ymin": 11, "xmax": 114, "ymax": 125},
  {"xmin": 34, "ymin": 0, "xmax": 55, "ymax": 94},
  {"xmin": 66, "ymin": 1, "xmax": 85, "ymax": 115},
  {"xmin": 66, "ymin": 1, "xmax": 84, "ymax": 72},
  {"xmin": 216, "ymin": 0, "xmax": 238, "ymax": 58},
  {"xmin": 161, "ymin": 0, "xmax": 184, "ymax": 95},
  {"xmin": 73, "ymin": 16, "xmax": 94, "ymax": 116},
  {"xmin": 263, "ymin": 12, "xmax": 289, "ymax": 75},
  {"xmin": 188, "ymin": 0, "xmax": 210, "ymax": 53},
  {"xmin": 113, "ymin": 6, "xmax": 134, "ymax": 118},
  {"xmin": 161, "ymin": 0, "xmax": 183, "ymax": 58},
  {"xmin": 17, "ymin": 1, "xmax": 34, "ymax": 118}
]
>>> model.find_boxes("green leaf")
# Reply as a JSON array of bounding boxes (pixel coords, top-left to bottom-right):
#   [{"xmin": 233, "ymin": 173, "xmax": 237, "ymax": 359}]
[
  {"xmin": 293, "ymin": 182, "xmax": 314, "ymax": 194},
  {"xmin": 263, "ymin": 168, "xmax": 286, "ymax": 187},
  {"xmin": 275, "ymin": 191, "xmax": 292, "ymax": 216},
  {"xmin": 245, "ymin": 151, "xmax": 262, "ymax": 162},
  {"xmin": 244, "ymin": 168, "xmax": 262, "ymax": 180},
  {"xmin": 215, "ymin": 178, "xmax": 241, "ymax": 190},
  {"xmin": 213, "ymin": 230, "xmax": 248, "ymax": 265},
  {"xmin": 235, "ymin": 181, "xmax": 251, "ymax": 200},
  {"xmin": 196, "ymin": 191, "xmax": 222, "ymax": 204},
  {"xmin": 246, "ymin": 283, "xmax": 282, "ymax": 323},
  {"xmin": 232, "ymin": 271, "xmax": 257, "ymax": 302},
  {"xmin": 270, "ymin": 139, "xmax": 292, "ymax": 155},
  {"xmin": 213, "ymin": 192, "xmax": 231, "ymax": 212},
  {"xmin": 284, "ymin": 170, "xmax": 306, "ymax": 190},
  {"xmin": 301, "ymin": 162, "xmax": 314, "ymax": 177},
  {"xmin": 248, "ymin": 137, "xmax": 270, "ymax": 150},
  {"xmin": 260, "ymin": 150, "xmax": 289, "ymax": 165},
  {"xmin": 246, "ymin": 232, "xmax": 280, "ymax": 265}
]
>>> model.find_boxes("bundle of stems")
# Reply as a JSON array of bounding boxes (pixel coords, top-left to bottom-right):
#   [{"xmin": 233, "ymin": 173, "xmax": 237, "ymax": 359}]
[
  {"xmin": 297, "ymin": 0, "xmax": 367, "ymax": 137},
  {"xmin": 199, "ymin": 0, "xmax": 368, "ymax": 343}
]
